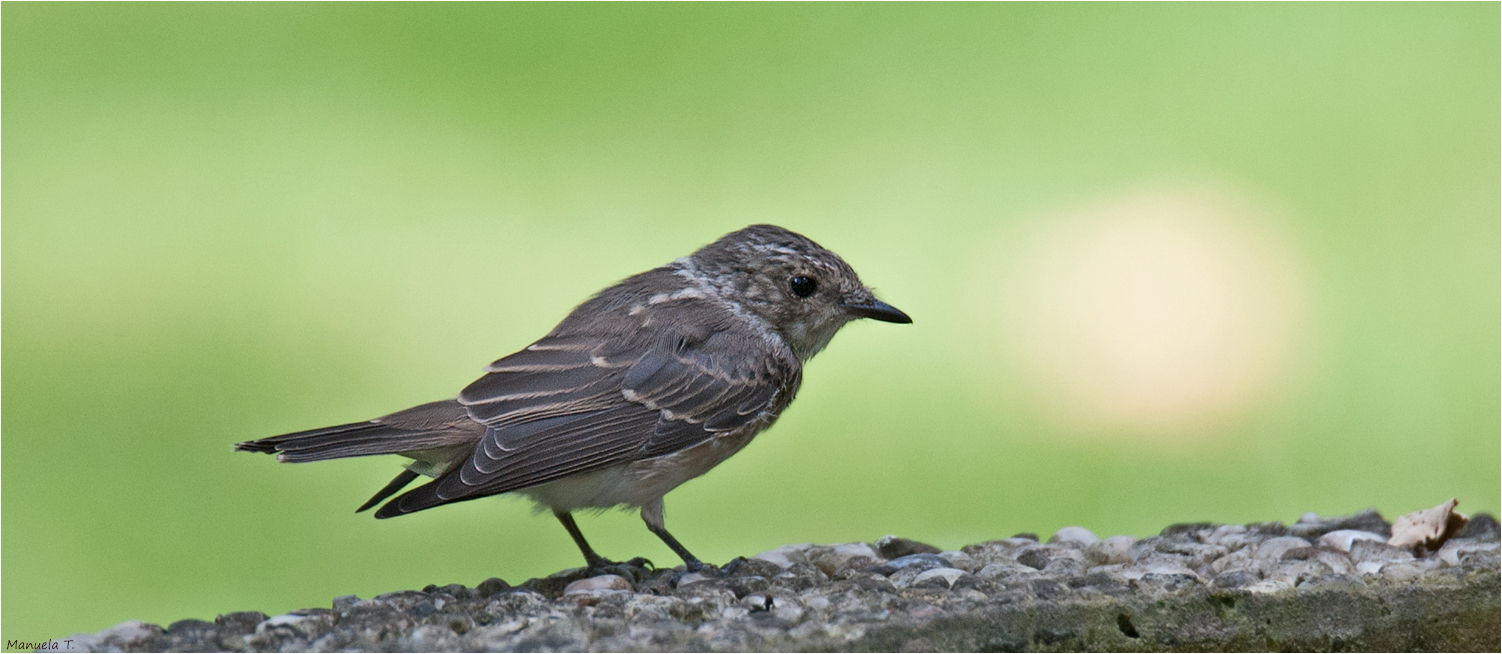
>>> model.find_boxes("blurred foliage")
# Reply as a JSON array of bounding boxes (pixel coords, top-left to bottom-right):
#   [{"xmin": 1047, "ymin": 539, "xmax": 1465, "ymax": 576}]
[{"xmin": 3, "ymin": 3, "xmax": 1497, "ymax": 643}]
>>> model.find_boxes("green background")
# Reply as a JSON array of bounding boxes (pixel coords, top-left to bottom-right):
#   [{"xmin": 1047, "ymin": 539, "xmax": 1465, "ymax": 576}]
[{"xmin": 4, "ymin": 3, "xmax": 1497, "ymax": 643}]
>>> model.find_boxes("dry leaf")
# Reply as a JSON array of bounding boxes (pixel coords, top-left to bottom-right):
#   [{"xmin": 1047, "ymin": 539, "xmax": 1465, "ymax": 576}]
[{"xmin": 1388, "ymin": 498, "xmax": 1469, "ymax": 553}]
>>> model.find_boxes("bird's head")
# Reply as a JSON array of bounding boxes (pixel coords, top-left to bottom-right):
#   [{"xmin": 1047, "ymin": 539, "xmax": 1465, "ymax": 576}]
[{"xmin": 689, "ymin": 224, "xmax": 911, "ymax": 361}]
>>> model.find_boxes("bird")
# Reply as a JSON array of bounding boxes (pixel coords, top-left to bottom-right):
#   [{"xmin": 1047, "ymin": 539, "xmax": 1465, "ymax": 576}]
[{"xmin": 236, "ymin": 224, "xmax": 911, "ymax": 573}]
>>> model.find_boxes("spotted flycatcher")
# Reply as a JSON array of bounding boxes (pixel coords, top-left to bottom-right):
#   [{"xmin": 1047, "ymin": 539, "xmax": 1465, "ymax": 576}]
[{"xmin": 237, "ymin": 224, "xmax": 910, "ymax": 572}]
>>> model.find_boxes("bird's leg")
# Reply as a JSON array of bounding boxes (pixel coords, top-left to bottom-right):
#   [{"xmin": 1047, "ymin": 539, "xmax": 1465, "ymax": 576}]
[
  {"xmin": 554, "ymin": 511, "xmax": 651, "ymax": 573},
  {"xmin": 641, "ymin": 499, "xmax": 709, "ymax": 573},
  {"xmin": 555, "ymin": 511, "xmax": 608, "ymax": 568}
]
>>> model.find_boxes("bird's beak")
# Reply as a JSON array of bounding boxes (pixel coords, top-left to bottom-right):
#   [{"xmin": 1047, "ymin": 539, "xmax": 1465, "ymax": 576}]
[{"xmin": 842, "ymin": 298, "xmax": 912, "ymax": 324}]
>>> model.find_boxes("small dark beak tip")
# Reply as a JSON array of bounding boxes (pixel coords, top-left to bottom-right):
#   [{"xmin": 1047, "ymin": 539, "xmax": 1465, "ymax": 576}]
[{"xmin": 844, "ymin": 300, "xmax": 912, "ymax": 324}]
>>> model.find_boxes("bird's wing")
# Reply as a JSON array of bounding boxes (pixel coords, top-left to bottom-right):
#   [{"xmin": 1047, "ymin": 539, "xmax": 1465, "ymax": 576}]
[{"xmin": 374, "ymin": 318, "xmax": 795, "ymax": 517}]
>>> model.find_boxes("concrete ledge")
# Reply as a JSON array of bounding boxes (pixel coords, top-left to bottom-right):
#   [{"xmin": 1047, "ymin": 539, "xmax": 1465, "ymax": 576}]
[
  {"xmin": 854, "ymin": 576, "xmax": 1500, "ymax": 652},
  {"xmin": 60, "ymin": 509, "xmax": 1501, "ymax": 652}
]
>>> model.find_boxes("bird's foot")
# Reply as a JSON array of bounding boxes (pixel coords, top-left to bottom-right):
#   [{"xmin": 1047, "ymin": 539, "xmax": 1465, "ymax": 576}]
[
  {"xmin": 717, "ymin": 556, "xmax": 751, "ymax": 576},
  {"xmin": 584, "ymin": 556, "xmax": 655, "ymax": 581}
]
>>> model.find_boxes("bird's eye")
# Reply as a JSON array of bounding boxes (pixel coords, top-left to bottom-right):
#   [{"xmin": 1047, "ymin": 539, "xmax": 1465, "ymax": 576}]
[{"xmin": 789, "ymin": 276, "xmax": 817, "ymax": 298}]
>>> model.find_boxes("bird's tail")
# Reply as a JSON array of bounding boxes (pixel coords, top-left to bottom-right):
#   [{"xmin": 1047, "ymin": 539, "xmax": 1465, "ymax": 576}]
[{"xmin": 235, "ymin": 399, "xmax": 483, "ymax": 463}]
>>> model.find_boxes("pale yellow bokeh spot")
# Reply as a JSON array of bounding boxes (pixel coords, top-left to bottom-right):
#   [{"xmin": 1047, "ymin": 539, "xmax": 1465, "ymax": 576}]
[{"xmin": 970, "ymin": 182, "xmax": 1313, "ymax": 440}]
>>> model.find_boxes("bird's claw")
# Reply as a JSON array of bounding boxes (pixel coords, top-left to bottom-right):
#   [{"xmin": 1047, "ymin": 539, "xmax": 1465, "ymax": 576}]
[
  {"xmin": 584, "ymin": 556, "xmax": 655, "ymax": 581},
  {"xmin": 717, "ymin": 556, "xmax": 750, "ymax": 576}
]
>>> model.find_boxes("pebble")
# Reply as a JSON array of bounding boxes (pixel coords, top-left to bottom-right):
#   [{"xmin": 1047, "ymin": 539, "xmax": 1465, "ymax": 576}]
[
  {"xmin": 1355, "ymin": 560, "xmax": 1385, "ymax": 576},
  {"xmin": 882, "ymin": 553, "xmax": 951, "ymax": 572},
  {"xmin": 1348, "ymin": 539, "xmax": 1415, "ymax": 564},
  {"xmin": 1459, "ymin": 513, "xmax": 1500, "ymax": 541},
  {"xmin": 332, "ymin": 594, "xmax": 361, "ymax": 613},
  {"xmin": 874, "ymin": 535, "xmax": 942, "ymax": 559},
  {"xmin": 1311, "ymin": 550, "xmax": 1355, "ymax": 576},
  {"xmin": 476, "ymin": 577, "xmax": 510, "ymax": 596},
  {"xmin": 674, "ymin": 572, "xmax": 716, "ymax": 587},
  {"xmin": 911, "ymin": 567, "xmax": 969, "ymax": 589},
  {"xmin": 937, "ymin": 550, "xmax": 978, "ymax": 572},
  {"xmin": 564, "ymin": 574, "xmax": 633, "ymax": 594},
  {"xmin": 1050, "ymin": 526, "xmax": 1101, "ymax": 546},
  {"xmin": 976, "ymin": 561, "xmax": 1042, "ymax": 581},
  {"xmin": 1267, "ymin": 560, "xmax": 1331, "ymax": 586},
  {"xmin": 1380, "ymin": 560, "xmax": 1430, "ymax": 581},
  {"xmin": 1255, "ymin": 537, "xmax": 1313, "ymax": 567},
  {"xmin": 255, "ymin": 611, "xmax": 335, "ymax": 642},
  {"xmin": 1016, "ymin": 548, "xmax": 1050, "ymax": 570},
  {"xmin": 1290, "ymin": 508, "xmax": 1391, "ymax": 539},
  {"xmin": 1208, "ymin": 524, "xmax": 1249, "ymax": 543},
  {"xmin": 1209, "ymin": 546, "xmax": 1256, "ymax": 575},
  {"xmin": 1087, "ymin": 535, "xmax": 1138, "ymax": 565},
  {"xmin": 808, "ymin": 542, "xmax": 883, "ymax": 575},
  {"xmin": 1117, "ymin": 561, "xmax": 1198, "ymax": 581},
  {"xmin": 1435, "ymin": 539, "xmax": 1500, "ymax": 566},
  {"xmin": 98, "ymin": 620, "xmax": 162, "ymax": 642},
  {"xmin": 1133, "ymin": 572, "xmax": 1201, "ymax": 595},
  {"xmin": 741, "ymin": 593, "xmax": 774, "ymax": 611},
  {"xmin": 960, "ymin": 538, "xmax": 1036, "ymax": 566},
  {"xmin": 753, "ymin": 543, "xmax": 814, "ymax": 568},
  {"xmin": 1212, "ymin": 569, "xmax": 1259, "ymax": 589},
  {"xmin": 1318, "ymin": 529, "xmax": 1387, "ymax": 552}
]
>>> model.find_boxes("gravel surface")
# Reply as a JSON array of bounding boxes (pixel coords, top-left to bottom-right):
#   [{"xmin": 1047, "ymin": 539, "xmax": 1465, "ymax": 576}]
[{"xmin": 60, "ymin": 509, "xmax": 1500, "ymax": 652}]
